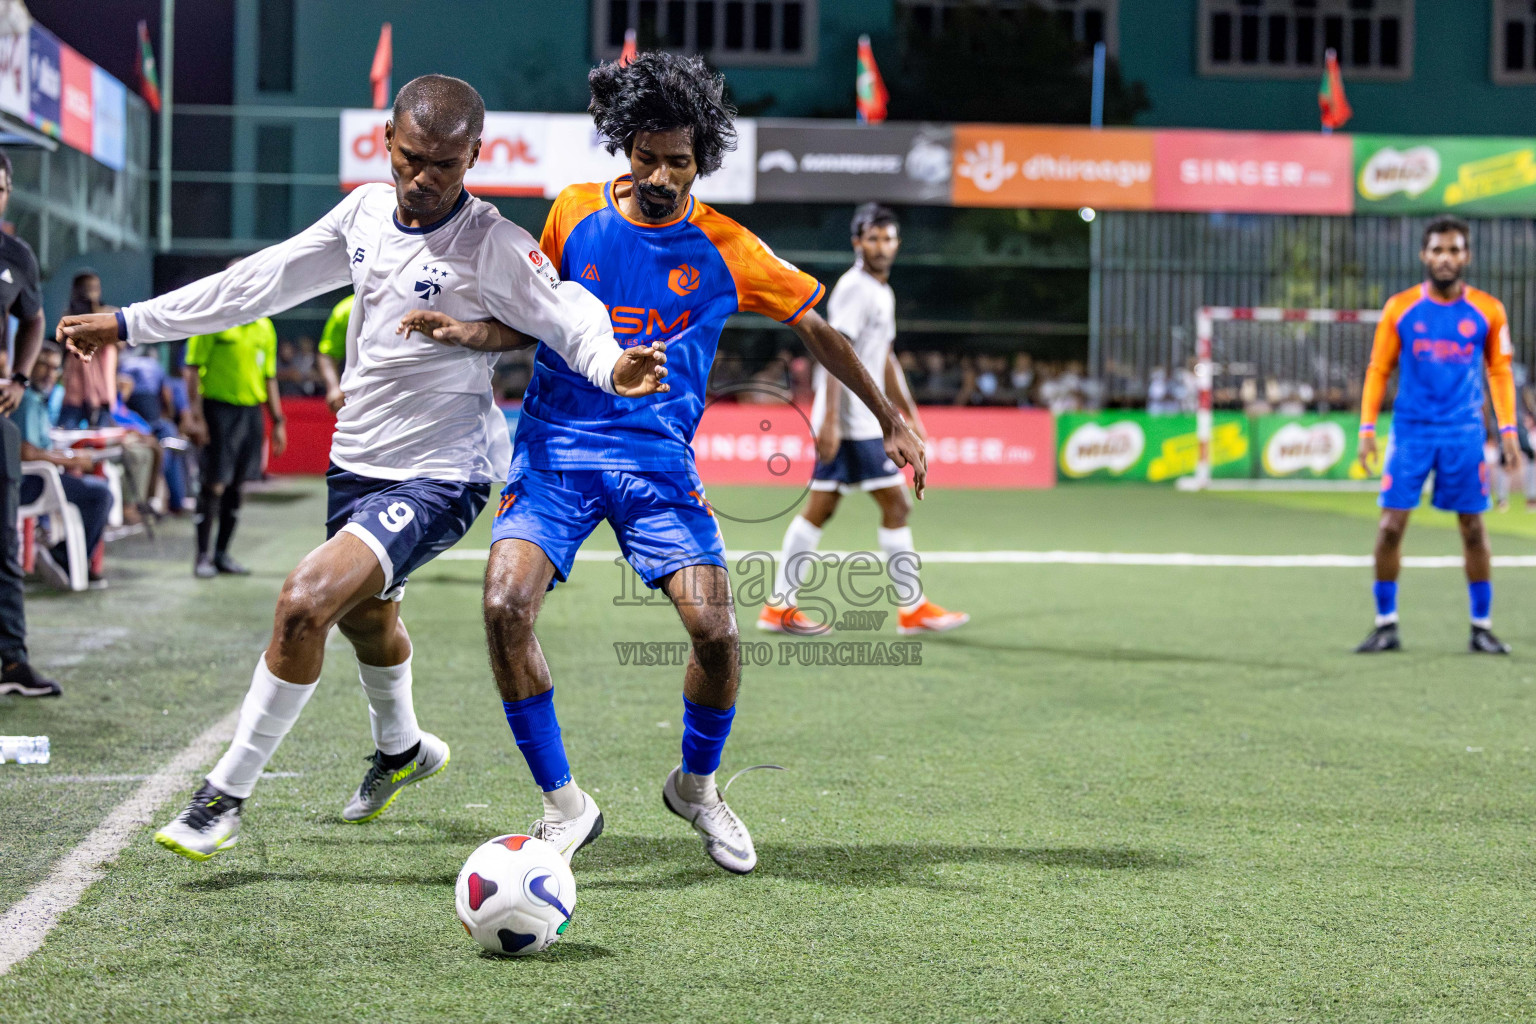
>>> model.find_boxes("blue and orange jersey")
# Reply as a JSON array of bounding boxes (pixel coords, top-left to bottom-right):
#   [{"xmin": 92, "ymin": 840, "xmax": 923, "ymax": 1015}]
[
  {"xmin": 1360, "ymin": 283, "xmax": 1517, "ymax": 436},
  {"xmin": 514, "ymin": 175, "xmax": 826, "ymax": 470}
]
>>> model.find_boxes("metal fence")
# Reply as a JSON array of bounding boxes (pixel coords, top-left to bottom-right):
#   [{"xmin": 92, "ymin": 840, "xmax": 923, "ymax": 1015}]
[{"xmin": 1094, "ymin": 211, "xmax": 1536, "ymax": 407}]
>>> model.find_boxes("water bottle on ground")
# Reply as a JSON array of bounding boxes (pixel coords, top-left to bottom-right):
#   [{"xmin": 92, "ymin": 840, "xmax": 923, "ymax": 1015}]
[{"xmin": 0, "ymin": 736, "xmax": 49, "ymax": 764}]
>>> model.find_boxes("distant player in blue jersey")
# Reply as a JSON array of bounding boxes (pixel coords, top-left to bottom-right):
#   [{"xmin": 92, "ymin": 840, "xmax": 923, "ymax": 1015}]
[
  {"xmin": 1355, "ymin": 216, "xmax": 1520, "ymax": 655},
  {"xmin": 418, "ymin": 54, "xmax": 925, "ymax": 874}
]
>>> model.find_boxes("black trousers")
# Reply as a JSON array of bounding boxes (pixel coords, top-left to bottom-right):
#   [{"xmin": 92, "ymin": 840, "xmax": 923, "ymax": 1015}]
[{"xmin": 0, "ymin": 416, "xmax": 27, "ymax": 663}]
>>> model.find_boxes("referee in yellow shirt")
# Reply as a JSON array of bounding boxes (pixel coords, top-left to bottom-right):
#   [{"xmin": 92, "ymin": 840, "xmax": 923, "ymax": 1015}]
[{"xmin": 184, "ymin": 304, "xmax": 287, "ymax": 578}]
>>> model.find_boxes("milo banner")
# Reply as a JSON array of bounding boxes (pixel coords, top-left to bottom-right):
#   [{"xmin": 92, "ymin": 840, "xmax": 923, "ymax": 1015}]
[
  {"xmin": 1255, "ymin": 413, "xmax": 1389, "ymax": 480},
  {"xmin": 1056, "ymin": 412, "xmax": 1249, "ymax": 483},
  {"xmin": 1355, "ymin": 135, "xmax": 1536, "ymax": 216}
]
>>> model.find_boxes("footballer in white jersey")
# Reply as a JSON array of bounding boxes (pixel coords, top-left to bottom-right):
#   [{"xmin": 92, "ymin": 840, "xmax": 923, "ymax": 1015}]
[
  {"xmin": 58, "ymin": 75, "xmax": 668, "ymax": 862},
  {"xmin": 762, "ymin": 203, "xmax": 969, "ymax": 638}
]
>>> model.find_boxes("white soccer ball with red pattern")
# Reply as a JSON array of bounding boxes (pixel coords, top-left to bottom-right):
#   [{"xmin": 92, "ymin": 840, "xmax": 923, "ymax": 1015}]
[{"xmin": 454, "ymin": 834, "xmax": 576, "ymax": 956}]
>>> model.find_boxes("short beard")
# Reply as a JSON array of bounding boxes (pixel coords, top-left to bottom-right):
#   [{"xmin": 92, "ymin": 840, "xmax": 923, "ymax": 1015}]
[{"xmin": 635, "ymin": 182, "xmax": 680, "ymax": 220}]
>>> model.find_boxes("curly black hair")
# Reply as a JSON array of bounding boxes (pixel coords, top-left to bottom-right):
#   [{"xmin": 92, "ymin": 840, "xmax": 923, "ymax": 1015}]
[{"xmin": 588, "ymin": 52, "xmax": 737, "ymax": 177}]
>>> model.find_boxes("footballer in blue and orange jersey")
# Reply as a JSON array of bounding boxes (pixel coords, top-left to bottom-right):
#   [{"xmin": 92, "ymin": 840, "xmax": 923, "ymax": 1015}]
[
  {"xmin": 1355, "ymin": 216, "xmax": 1520, "ymax": 655},
  {"xmin": 468, "ymin": 53, "xmax": 926, "ymax": 875}
]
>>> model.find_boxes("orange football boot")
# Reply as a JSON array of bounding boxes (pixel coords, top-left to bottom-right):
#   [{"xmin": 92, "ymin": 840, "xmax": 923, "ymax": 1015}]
[
  {"xmin": 757, "ymin": 604, "xmax": 831, "ymax": 635},
  {"xmin": 897, "ymin": 601, "xmax": 970, "ymax": 635}
]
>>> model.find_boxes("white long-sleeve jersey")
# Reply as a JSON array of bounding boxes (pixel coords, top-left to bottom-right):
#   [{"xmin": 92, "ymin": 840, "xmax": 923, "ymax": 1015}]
[
  {"xmin": 811, "ymin": 264, "xmax": 896, "ymax": 441},
  {"xmin": 122, "ymin": 183, "xmax": 625, "ymax": 483}
]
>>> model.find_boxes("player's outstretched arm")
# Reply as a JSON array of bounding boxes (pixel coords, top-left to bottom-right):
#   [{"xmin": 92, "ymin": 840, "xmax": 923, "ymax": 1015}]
[
  {"xmin": 791, "ymin": 308, "xmax": 926, "ymax": 497},
  {"xmin": 398, "ymin": 310, "xmax": 537, "ymax": 351}
]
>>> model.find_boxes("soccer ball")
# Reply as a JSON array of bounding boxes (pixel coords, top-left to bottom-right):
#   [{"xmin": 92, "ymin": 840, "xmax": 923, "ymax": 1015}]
[{"xmin": 454, "ymin": 834, "xmax": 577, "ymax": 956}]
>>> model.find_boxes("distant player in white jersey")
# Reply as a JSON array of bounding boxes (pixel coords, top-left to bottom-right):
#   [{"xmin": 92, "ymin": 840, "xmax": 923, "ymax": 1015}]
[
  {"xmin": 57, "ymin": 75, "xmax": 666, "ymax": 861},
  {"xmin": 760, "ymin": 204, "xmax": 967, "ymax": 636}
]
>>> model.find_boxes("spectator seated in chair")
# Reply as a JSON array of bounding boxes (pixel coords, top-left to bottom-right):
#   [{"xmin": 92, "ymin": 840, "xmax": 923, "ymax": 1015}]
[
  {"xmin": 14, "ymin": 343, "xmax": 111, "ymax": 588},
  {"xmin": 118, "ymin": 349, "xmax": 188, "ymax": 513},
  {"xmin": 111, "ymin": 375, "xmax": 166, "ymax": 526}
]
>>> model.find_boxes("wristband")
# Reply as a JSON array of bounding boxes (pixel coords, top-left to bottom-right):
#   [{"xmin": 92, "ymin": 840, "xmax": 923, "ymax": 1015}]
[
  {"xmin": 1358, "ymin": 424, "xmax": 1375, "ymax": 433},
  {"xmin": 1501, "ymin": 425, "xmax": 1517, "ymax": 434},
  {"xmin": 9, "ymin": 371, "xmax": 26, "ymax": 388},
  {"xmin": 114, "ymin": 310, "xmax": 128, "ymax": 341}
]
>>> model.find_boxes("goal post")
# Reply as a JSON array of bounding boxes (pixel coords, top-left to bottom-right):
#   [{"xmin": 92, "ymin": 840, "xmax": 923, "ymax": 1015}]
[{"xmin": 1181, "ymin": 305, "xmax": 1382, "ymax": 490}]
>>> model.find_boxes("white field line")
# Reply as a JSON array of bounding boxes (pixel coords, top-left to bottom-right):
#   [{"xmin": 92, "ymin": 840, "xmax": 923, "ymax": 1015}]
[
  {"xmin": 436, "ymin": 548, "xmax": 1536, "ymax": 569},
  {"xmin": 0, "ymin": 707, "xmax": 239, "ymax": 977}
]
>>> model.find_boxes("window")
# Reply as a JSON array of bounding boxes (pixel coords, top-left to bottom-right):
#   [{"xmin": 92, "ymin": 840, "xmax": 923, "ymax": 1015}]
[
  {"xmin": 592, "ymin": 0, "xmax": 816, "ymax": 65},
  {"xmin": 1200, "ymin": 0, "xmax": 1412, "ymax": 79},
  {"xmin": 256, "ymin": 0, "xmax": 294, "ymax": 93},
  {"xmin": 1493, "ymin": 0, "xmax": 1536, "ymax": 82},
  {"xmin": 899, "ymin": 0, "xmax": 1119, "ymax": 55}
]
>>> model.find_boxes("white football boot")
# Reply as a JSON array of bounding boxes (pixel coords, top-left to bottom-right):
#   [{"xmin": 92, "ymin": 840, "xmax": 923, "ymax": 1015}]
[
  {"xmin": 530, "ymin": 790, "xmax": 605, "ymax": 863},
  {"xmin": 342, "ymin": 732, "xmax": 451, "ymax": 823},
  {"xmin": 154, "ymin": 781, "xmax": 243, "ymax": 861},
  {"xmin": 662, "ymin": 766, "xmax": 757, "ymax": 874}
]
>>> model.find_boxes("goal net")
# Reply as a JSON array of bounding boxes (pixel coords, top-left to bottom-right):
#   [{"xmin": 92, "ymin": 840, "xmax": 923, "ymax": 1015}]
[{"xmin": 1180, "ymin": 306, "xmax": 1382, "ymax": 490}]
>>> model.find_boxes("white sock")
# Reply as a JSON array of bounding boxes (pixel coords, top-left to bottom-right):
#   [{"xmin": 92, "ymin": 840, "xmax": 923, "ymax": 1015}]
[
  {"xmin": 542, "ymin": 781, "xmax": 587, "ymax": 822},
  {"xmin": 358, "ymin": 653, "xmax": 421, "ymax": 756},
  {"xmin": 206, "ymin": 655, "xmax": 316, "ymax": 799},
  {"xmin": 878, "ymin": 525, "xmax": 924, "ymax": 612},
  {"xmin": 1375, "ymin": 612, "xmax": 1399, "ymax": 627},
  {"xmin": 675, "ymin": 768, "xmax": 717, "ymax": 804},
  {"xmin": 772, "ymin": 515, "xmax": 822, "ymax": 607}
]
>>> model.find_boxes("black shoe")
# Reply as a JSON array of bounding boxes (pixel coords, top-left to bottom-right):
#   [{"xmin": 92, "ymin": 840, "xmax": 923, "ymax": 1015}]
[
  {"xmin": 0, "ymin": 660, "xmax": 61, "ymax": 697},
  {"xmin": 213, "ymin": 553, "xmax": 250, "ymax": 576},
  {"xmin": 1355, "ymin": 622, "xmax": 1402, "ymax": 653},
  {"xmin": 194, "ymin": 555, "xmax": 218, "ymax": 579},
  {"xmin": 1470, "ymin": 625, "xmax": 1512, "ymax": 654}
]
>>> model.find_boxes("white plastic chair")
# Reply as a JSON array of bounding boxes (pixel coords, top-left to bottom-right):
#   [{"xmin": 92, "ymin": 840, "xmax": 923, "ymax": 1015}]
[{"xmin": 19, "ymin": 461, "xmax": 89, "ymax": 592}]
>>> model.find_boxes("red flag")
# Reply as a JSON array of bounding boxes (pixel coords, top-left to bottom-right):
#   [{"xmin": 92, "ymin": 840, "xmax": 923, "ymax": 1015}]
[
  {"xmin": 855, "ymin": 34, "xmax": 887, "ymax": 124},
  {"xmin": 136, "ymin": 20, "xmax": 161, "ymax": 114},
  {"xmin": 370, "ymin": 23, "xmax": 393, "ymax": 110},
  {"xmin": 1318, "ymin": 48, "xmax": 1352, "ymax": 131},
  {"xmin": 619, "ymin": 28, "xmax": 638, "ymax": 66}
]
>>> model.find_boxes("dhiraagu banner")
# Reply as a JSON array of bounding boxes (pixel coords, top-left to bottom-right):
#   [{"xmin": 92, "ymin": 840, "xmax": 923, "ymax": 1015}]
[
  {"xmin": 1056, "ymin": 412, "xmax": 1249, "ymax": 482},
  {"xmin": 1355, "ymin": 135, "xmax": 1536, "ymax": 215},
  {"xmin": 1255, "ymin": 413, "xmax": 1390, "ymax": 480}
]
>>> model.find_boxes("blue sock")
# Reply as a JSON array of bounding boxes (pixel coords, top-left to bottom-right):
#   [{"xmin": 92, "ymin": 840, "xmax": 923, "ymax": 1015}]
[
  {"xmin": 1373, "ymin": 580, "xmax": 1397, "ymax": 619},
  {"xmin": 1469, "ymin": 580, "xmax": 1493, "ymax": 623},
  {"xmin": 680, "ymin": 697, "xmax": 735, "ymax": 776},
  {"xmin": 502, "ymin": 690, "xmax": 572, "ymax": 792}
]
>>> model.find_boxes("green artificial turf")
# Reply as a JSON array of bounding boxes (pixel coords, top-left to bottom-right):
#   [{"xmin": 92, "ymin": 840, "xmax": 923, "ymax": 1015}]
[{"xmin": 3, "ymin": 481, "xmax": 1535, "ymax": 1022}]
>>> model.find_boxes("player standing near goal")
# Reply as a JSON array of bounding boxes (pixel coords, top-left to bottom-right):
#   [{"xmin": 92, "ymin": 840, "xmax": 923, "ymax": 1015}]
[
  {"xmin": 57, "ymin": 75, "xmax": 666, "ymax": 860},
  {"xmin": 1355, "ymin": 216, "xmax": 1519, "ymax": 655},
  {"xmin": 416, "ymin": 53, "xmax": 924, "ymax": 874},
  {"xmin": 760, "ymin": 203, "xmax": 967, "ymax": 636}
]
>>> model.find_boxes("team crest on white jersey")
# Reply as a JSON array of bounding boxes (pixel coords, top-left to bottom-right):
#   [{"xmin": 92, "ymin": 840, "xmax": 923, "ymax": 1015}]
[{"xmin": 415, "ymin": 264, "xmax": 450, "ymax": 300}]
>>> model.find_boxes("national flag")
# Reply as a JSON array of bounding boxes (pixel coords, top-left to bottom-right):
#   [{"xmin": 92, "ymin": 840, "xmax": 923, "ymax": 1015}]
[
  {"xmin": 136, "ymin": 20, "xmax": 160, "ymax": 114},
  {"xmin": 1318, "ymin": 48, "xmax": 1352, "ymax": 131},
  {"xmin": 855, "ymin": 34, "xmax": 887, "ymax": 124},
  {"xmin": 370, "ymin": 23, "xmax": 392, "ymax": 110},
  {"xmin": 619, "ymin": 28, "xmax": 638, "ymax": 66}
]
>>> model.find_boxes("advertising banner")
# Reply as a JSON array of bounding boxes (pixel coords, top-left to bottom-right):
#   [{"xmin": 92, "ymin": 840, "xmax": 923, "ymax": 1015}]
[
  {"xmin": 951, "ymin": 125, "xmax": 1154, "ymax": 210},
  {"xmin": 26, "ymin": 23, "xmax": 58, "ymax": 136},
  {"xmin": 1154, "ymin": 130, "xmax": 1354, "ymax": 215},
  {"xmin": 0, "ymin": 32, "xmax": 26, "ymax": 121},
  {"xmin": 58, "ymin": 44, "xmax": 92, "ymax": 155},
  {"xmin": 1255, "ymin": 413, "xmax": 1388, "ymax": 479},
  {"xmin": 1355, "ymin": 134, "xmax": 1536, "ymax": 215},
  {"xmin": 1056, "ymin": 412, "xmax": 1249, "ymax": 482},
  {"xmin": 754, "ymin": 121, "xmax": 951, "ymax": 203},
  {"xmin": 691, "ymin": 403, "xmax": 1054, "ymax": 488},
  {"xmin": 89, "ymin": 65, "xmax": 126, "ymax": 172}
]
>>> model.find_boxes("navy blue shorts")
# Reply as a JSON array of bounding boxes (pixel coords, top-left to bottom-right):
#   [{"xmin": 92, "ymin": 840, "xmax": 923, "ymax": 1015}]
[
  {"xmin": 1379, "ymin": 430, "xmax": 1490, "ymax": 514},
  {"xmin": 490, "ymin": 465, "xmax": 725, "ymax": 590},
  {"xmin": 326, "ymin": 464, "xmax": 490, "ymax": 600},
  {"xmin": 811, "ymin": 437, "xmax": 904, "ymax": 494}
]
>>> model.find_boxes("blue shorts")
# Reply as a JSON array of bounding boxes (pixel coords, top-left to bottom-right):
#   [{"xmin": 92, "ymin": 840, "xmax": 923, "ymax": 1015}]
[
  {"xmin": 327, "ymin": 464, "xmax": 491, "ymax": 600},
  {"xmin": 491, "ymin": 466, "xmax": 725, "ymax": 590},
  {"xmin": 811, "ymin": 437, "xmax": 904, "ymax": 494},
  {"xmin": 1379, "ymin": 431, "xmax": 1490, "ymax": 514}
]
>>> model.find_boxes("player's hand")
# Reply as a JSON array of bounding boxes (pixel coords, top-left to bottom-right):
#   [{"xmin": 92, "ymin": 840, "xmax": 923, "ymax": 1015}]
[
  {"xmin": 1501, "ymin": 430, "xmax": 1522, "ymax": 470},
  {"xmin": 398, "ymin": 310, "xmax": 486, "ymax": 348},
  {"xmin": 815, "ymin": 424, "xmax": 840, "ymax": 464},
  {"xmin": 271, "ymin": 420, "xmax": 288, "ymax": 458},
  {"xmin": 1358, "ymin": 431, "xmax": 1378, "ymax": 472},
  {"xmin": 325, "ymin": 387, "xmax": 346, "ymax": 414},
  {"xmin": 0, "ymin": 380, "xmax": 23, "ymax": 415},
  {"xmin": 613, "ymin": 341, "xmax": 669, "ymax": 398},
  {"xmin": 884, "ymin": 417, "xmax": 928, "ymax": 499},
  {"xmin": 56, "ymin": 313, "xmax": 119, "ymax": 360}
]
